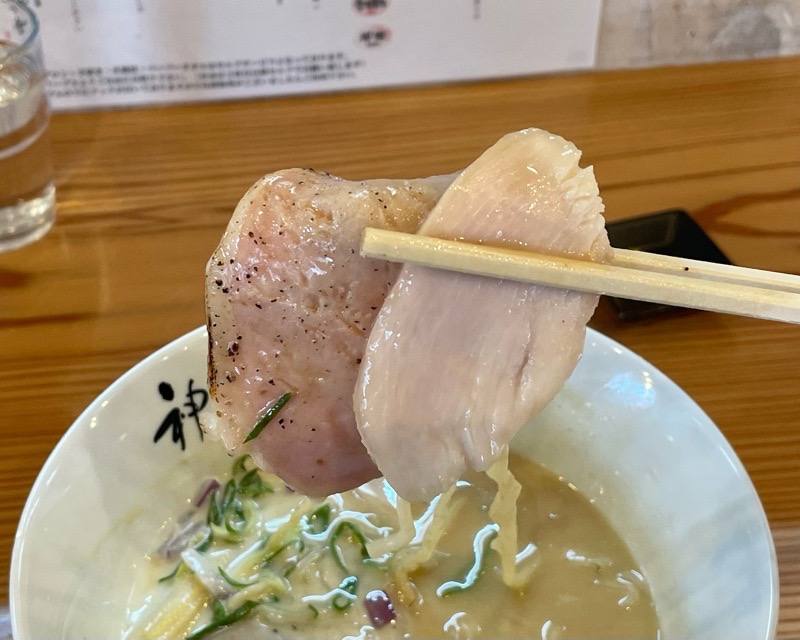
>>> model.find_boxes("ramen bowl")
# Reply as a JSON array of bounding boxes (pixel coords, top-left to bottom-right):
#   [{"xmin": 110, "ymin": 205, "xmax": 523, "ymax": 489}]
[{"xmin": 10, "ymin": 327, "xmax": 778, "ymax": 639}]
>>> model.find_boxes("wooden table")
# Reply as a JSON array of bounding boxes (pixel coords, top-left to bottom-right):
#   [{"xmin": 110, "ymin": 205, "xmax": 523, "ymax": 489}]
[{"xmin": 1, "ymin": 56, "xmax": 798, "ymax": 636}]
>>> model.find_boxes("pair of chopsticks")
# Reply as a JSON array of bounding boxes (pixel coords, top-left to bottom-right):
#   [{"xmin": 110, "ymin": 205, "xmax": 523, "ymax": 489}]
[{"xmin": 360, "ymin": 228, "xmax": 800, "ymax": 324}]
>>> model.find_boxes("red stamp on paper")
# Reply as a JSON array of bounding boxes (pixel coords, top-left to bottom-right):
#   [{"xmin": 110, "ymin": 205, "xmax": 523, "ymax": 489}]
[
  {"xmin": 353, "ymin": 0, "xmax": 388, "ymax": 17},
  {"xmin": 357, "ymin": 25, "xmax": 391, "ymax": 48}
]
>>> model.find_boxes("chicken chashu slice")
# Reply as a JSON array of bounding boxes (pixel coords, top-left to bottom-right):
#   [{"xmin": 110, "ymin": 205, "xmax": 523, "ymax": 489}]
[
  {"xmin": 205, "ymin": 169, "xmax": 453, "ymax": 496},
  {"xmin": 355, "ymin": 128, "xmax": 613, "ymax": 502}
]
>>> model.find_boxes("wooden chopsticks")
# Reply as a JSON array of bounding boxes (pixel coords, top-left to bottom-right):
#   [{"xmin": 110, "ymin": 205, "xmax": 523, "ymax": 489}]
[{"xmin": 360, "ymin": 228, "xmax": 800, "ymax": 324}]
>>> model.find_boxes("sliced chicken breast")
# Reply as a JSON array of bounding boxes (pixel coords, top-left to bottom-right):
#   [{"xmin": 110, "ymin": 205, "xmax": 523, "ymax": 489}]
[
  {"xmin": 205, "ymin": 169, "xmax": 453, "ymax": 496},
  {"xmin": 355, "ymin": 129, "xmax": 612, "ymax": 502}
]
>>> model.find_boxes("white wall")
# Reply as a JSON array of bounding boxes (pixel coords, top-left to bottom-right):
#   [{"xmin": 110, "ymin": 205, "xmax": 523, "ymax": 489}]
[{"xmin": 598, "ymin": 0, "xmax": 800, "ymax": 68}]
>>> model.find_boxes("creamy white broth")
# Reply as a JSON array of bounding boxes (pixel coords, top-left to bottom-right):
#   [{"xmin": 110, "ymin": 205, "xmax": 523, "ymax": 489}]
[{"xmin": 125, "ymin": 454, "xmax": 659, "ymax": 639}]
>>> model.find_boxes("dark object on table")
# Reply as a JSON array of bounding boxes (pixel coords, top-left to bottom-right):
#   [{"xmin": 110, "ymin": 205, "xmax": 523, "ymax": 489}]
[{"xmin": 606, "ymin": 209, "xmax": 732, "ymax": 321}]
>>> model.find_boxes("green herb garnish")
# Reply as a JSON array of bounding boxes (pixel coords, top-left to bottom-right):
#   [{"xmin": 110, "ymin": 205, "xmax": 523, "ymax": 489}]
[
  {"xmin": 207, "ymin": 480, "xmax": 235, "ymax": 528},
  {"xmin": 224, "ymin": 499, "xmax": 248, "ymax": 534},
  {"xmin": 436, "ymin": 524, "xmax": 498, "ymax": 597},
  {"xmin": 210, "ymin": 523, "xmax": 244, "ymax": 544},
  {"xmin": 307, "ymin": 503, "xmax": 331, "ymax": 534},
  {"xmin": 238, "ymin": 468, "xmax": 274, "ymax": 497},
  {"xmin": 231, "ymin": 455, "xmax": 250, "ymax": 476},
  {"xmin": 218, "ymin": 566, "xmax": 257, "ymax": 588},
  {"xmin": 204, "ymin": 455, "xmax": 272, "ymax": 546},
  {"xmin": 308, "ymin": 604, "xmax": 319, "ymax": 618},
  {"xmin": 157, "ymin": 561, "xmax": 184, "ymax": 583},
  {"xmin": 193, "ymin": 528, "xmax": 213, "ymax": 553},
  {"xmin": 261, "ymin": 538, "xmax": 303, "ymax": 567},
  {"xmin": 185, "ymin": 600, "xmax": 260, "ymax": 640},
  {"xmin": 220, "ymin": 480, "xmax": 237, "ymax": 514},
  {"xmin": 244, "ymin": 392, "xmax": 293, "ymax": 443},
  {"xmin": 330, "ymin": 522, "xmax": 370, "ymax": 574},
  {"xmin": 211, "ymin": 599, "xmax": 226, "ymax": 622},
  {"xmin": 207, "ymin": 491, "xmax": 222, "ymax": 527},
  {"xmin": 331, "ymin": 576, "xmax": 359, "ymax": 611}
]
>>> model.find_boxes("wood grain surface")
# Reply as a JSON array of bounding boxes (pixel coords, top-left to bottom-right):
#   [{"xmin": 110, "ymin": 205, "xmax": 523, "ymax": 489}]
[{"xmin": 1, "ymin": 56, "xmax": 798, "ymax": 636}]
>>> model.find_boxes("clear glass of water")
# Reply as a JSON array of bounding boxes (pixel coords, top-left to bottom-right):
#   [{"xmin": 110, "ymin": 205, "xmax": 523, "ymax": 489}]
[{"xmin": 0, "ymin": 0, "xmax": 54, "ymax": 252}]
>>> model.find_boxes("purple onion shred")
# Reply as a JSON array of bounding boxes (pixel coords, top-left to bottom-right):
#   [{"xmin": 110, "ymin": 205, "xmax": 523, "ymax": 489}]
[
  {"xmin": 364, "ymin": 590, "xmax": 396, "ymax": 628},
  {"xmin": 195, "ymin": 478, "xmax": 221, "ymax": 507},
  {"xmin": 153, "ymin": 479, "xmax": 218, "ymax": 560},
  {"xmin": 156, "ymin": 521, "xmax": 206, "ymax": 559}
]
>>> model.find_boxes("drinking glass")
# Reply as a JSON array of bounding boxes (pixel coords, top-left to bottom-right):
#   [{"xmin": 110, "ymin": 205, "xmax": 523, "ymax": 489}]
[{"xmin": 0, "ymin": 0, "xmax": 54, "ymax": 252}]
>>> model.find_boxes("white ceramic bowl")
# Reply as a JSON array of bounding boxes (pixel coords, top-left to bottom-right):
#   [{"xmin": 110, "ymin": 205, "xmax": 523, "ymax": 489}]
[{"xmin": 10, "ymin": 327, "xmax": 778, "ymax": 639}]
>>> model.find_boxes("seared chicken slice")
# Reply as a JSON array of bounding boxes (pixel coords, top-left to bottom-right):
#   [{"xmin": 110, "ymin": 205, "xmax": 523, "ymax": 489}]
[
  {"xmin": 205, "ymin": 169, "xmax": 453, "ymax": 495},
  {"xmin": 355, "ymin": 129, "xmax": 612, "ymax": 501}
]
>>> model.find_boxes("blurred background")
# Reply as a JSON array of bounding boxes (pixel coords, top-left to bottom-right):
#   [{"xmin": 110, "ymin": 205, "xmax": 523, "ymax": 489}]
[{"xmin": 23, "ymin": 0, "xmax": 800, "ymax": 112}]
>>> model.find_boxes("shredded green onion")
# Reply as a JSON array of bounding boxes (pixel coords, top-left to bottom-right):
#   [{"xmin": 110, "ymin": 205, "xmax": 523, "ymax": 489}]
[
  {"xmin": 184, "ymin": 600, "xmax": 260, "ymax": 640},
  {"xmin": 307, "ymin": 504, "xmax": 331, "ymax": 534},
  {"xmin": 261, "ymin": 538, "xmax": 303, "ymax": 567},
  {"xmin": 210, "ymin": 523, "xmax": 244, "ymax": 544},
  {"xmin": 244, "ymin": 392, "xmax": 293, "ymax": 443},
  {"xmin": 330, "ymin": 522, "xmax": 370, "ymax": 573},
  {"xmin": 331, "ymin": 576, "xmax": 359, "ymax": 611},
  {"xmin": 157, "ymin": 561, "xmax": 184, "ymax": 583},
  {"xmin": 218, "ymin": 566, "xmax": 257, "ymax": 588},
  {"xmin": 207, "ymin": 491, "xmax": 222, "ymax": 526},
  {"xmin": 207, "ymin": 480, "xmax": 237, "ymax": 528},
  {"xmin": 224, "ymin": 499, "xmax": 248, "ymax": 534},
  {"xmin": 437, "ymin": 524, "xmax": 498, "ymax": 597},
  {"xmin": 193, "ymin": 528, "xmax": 213, "ymax": 553},
  {"xmin": 211, "ymin": 599, "xmax": 226, "ymax": 622},
  {"xmin": 220, "ymin": 481, "xmax": 237, "ymax": 515},
  {"xmin": 231, "ymin": 455, "xmax": 250, "ymax": 476},
  {"xmin": 308, "ymin": 604, "xmax": 319, "ymax": 618},
  {"xmin": 238, "ymin": 468, "xmax": 274, "ymax": 497},
  {"xmin": 204, "ymin": 461, "xmax": 270, "ymax": 544}
]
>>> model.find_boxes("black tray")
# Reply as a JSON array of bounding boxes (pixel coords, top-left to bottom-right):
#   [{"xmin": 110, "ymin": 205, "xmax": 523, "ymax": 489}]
[{"xmin": 605, "ymin": 209, "xmax": 731, "ymax": 321}]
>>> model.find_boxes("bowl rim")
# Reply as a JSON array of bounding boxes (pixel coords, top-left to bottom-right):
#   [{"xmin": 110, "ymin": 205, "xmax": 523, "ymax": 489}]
[{"xmin": 9, "ymin": 326, "xmax": 780, "ymax": 640}]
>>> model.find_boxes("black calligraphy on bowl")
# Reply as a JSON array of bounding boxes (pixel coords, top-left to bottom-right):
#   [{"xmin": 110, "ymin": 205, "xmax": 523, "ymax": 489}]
[{"xmin": 153, "ymin": 379, "xmax": 209, "ymax": 451}]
